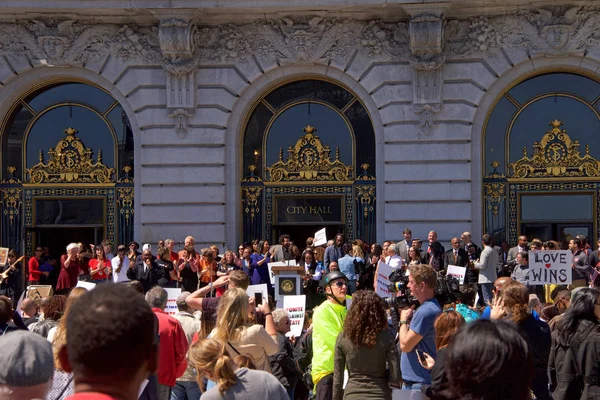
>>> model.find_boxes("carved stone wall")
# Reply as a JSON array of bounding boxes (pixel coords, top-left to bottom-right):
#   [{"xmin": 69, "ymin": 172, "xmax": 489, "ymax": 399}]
[{"xmin": 0, "ymin": 4, "xmax": 599, "ymax": 247}]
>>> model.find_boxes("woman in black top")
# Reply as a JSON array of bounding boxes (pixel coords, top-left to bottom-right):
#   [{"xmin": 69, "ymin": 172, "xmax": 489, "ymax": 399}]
[
  {"xmin": 178, "ymin": 246, "xmax": 199, "ymax": 293},
  {"xmin": 156, "ymin": 246, "xmax": 175, "ymax": 288}
]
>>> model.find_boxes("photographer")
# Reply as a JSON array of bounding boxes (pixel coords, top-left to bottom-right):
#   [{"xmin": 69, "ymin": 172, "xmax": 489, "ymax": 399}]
[{"xmin": 398, "ymin": 264, "xmax": 442, "ymax": 390}]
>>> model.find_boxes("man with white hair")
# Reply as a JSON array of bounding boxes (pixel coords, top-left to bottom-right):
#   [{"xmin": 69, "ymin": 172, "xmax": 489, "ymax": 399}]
[
  {"xmin": 145, "ymin": 286, "xmax": 189, "ymax": 400},
  {"xmin": 386, "ymin": 243, "xmax": 403, "ymax": 269},
  {"xmin": 427, "ymin": 230, "xmax": 445, "ymax": 254},
  {"xmin": 172, "ymin": 291, "xmax": 201, "ymax": 400},
  {"xmin": 269, "ymin": 309, "xmax": 301, "ymax": 400},
  {"xmin": 0, "ymin": 330, "xmax": 54, "ymax": 400}
]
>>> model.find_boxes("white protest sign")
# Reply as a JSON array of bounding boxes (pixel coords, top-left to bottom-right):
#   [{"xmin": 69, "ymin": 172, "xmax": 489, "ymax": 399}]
[
  {"xmin": 529, "ymin": 250, "xmax": 573, "ymax": 285},
  {"xmin": 75, "ymin": 281, "xmax": 96, "ymax": 290},
  {"xmin": 313, "ymin": 228, "xmax": 327, "ymax": 246},
  {"xmin": 164, "ymin": 288, "xmax": 182, "ymax": 316},
  {"xmin": 446, "ymin": 265, "xmax": 466, "ymax": 284},
  {"xmin": 246, "ymin": 283, "xmax": 269, "ymax": 305},
  {"xmin": 283, "ymin": 295, "xmax": 306, "ymax": 337},
  {"xmin": 267, "ymin": 262, "xmax": 286, "ymax": 285},
  {"xmin": 375, "ymin": 262, "xmax": 394, "ymax": 298}
]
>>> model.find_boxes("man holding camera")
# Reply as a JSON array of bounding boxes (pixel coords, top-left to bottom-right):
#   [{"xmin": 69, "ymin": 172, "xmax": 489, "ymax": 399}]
[{"xmin": 398, "ymin": 264, "xmax": 442, "ymax": 390}]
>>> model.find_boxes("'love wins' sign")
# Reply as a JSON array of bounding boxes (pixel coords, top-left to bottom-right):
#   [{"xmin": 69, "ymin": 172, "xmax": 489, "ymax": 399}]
[{"xmin": 529, "ymin": 250, "xmax": 573, "ymax": 285}]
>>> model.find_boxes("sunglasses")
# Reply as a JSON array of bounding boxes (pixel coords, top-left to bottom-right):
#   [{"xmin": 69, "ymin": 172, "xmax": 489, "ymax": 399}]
[{"xmin": 332, "ymin": 280, "xmax": 347, "ymax": 288}]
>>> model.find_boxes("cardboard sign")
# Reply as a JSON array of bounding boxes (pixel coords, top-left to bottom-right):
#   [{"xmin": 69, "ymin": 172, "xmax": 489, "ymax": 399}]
[
  {"xmin": 375, "ymin": 261, "xmax": 394, "ymax": 298},
  {"xmin": 529, "ymin": 250, "xmax": 573, "ymax": 285},
  {"xmin": 446, "ymin": 265, "xmax": 466, "ymax": 284},
  {"xmin": 0, "ymin": 247, "xmax": 8, "ymax": 265},
  {"xmin": 165, "ymin": 288, "xmax": 182, "ymax": 316},
  {"xmin": 313, "ymin": 228, "xmax": 327, "ymax": 246},
  {"xmin": 283, "ymin": 295, "xmax": 306, "ymax": 338},
  {"xmin": 246, "ymin": 284, "xmax": 269, "ymax": 306}
]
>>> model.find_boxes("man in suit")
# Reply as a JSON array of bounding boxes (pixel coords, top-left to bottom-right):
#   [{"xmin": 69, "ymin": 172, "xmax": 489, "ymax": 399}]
[
  {"xmin": 507, "ymin": 235, "xmax": 528, "ymax": 272},
  {"xmin": 460, "ymin": 232, "xmax": 480, "ymax": 257},
  {"xmin": 324, "ymin": 233, "xmax": 345, "ymax": 271},
  {"xmin": 127, "ymin": 249, "xmax": 160, "ymax": 292},
  {"xmin": 443, "ymin": 237, "xmax": 468, "ymax": 270},
  {"xmin": 473, "ymin": 234, "xmax": 499, "ymax": 304},
  {"xmin": 398, "ymin": 229, "xmax": 412, "ymax": 265},
  {"xmin": 497, "ymin": 240, "xmax": 510, "ymax": 276},
  {"xmin": 426, "ymin": 230, "xmax": 445, "ymax": 255}
]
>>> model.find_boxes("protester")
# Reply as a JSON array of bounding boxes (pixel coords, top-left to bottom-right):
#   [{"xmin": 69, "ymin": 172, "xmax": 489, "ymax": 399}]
[
  {"xmin": 30, "ymin": 294, "xmax": 67, "ymax": 338},
  {"xmin": 0, "ymin": 295, "xmax": 23, "ymax": 335},
  {"xmin": 0, "ymin": 330, "xmax": 54, "ymax": 400},
  {"xmin": 332, "ymin": 290, "xmax": 400, "ymax": 400},
  {"xmin": 127, "ymin": 249, "xmax": 160, "ymax": 292},
  {"xmin": 312, "ymin": 271, "xmax": 349, "ymax": 399},
  {"xmin": 269, "ymin": 308, "xmax": 301, "ymax": 399},
  {"xmin": 20, "ymin": 297, "xmax": 39, "ymax": 327},
  {"xmin": 49, "ymin": 287, "xmax": 88, "ymax": 399},
  {"xmin": 172, "ymin": 291, "xmax": 201, "ymax": 400},
  {"xmin": 302, "ymin": 249, "xmax": 325, "ymax": 309},
  {"xmin": 145, "ymin": 286, "xmax": 189, "ymax": 400},
  {"xmin": 337, "ymin": 243, "xmax": 358, "ymax": 294},
  {"xmin": 57, "ymin": 284, "xmax": 158, "ymax": 400},
  {"xmin": 89, "ymin": 245, "xmax": 111, "ymax": 284},
  {"xmin": 0, "ymin": 250, "xmax": 22, "ymax": 306},
  {"xmin": 211, "ymin": 287, "xmax": 278, "ymax": 374},
  {"xmin": 473, "ymin": 234, "xmax": 499, "ymax": 304},
  {"xmin": 178, "ymin": 246, "xmax": 199, "ymax": 293},
  {"xmin": 399, "ymin": 264, "xmax": 442, "ymax": 390},
  {"xmin": 56, "ymin": 243, "xmax": 81, "ymax": 295},
  {"xmin": 324, "ymin": 234, "xmax": 345, "ymax": 271},
  {"xmin": 549, "ymin": 287, "xmax": 600, "ymax": 399},
  {"xmin": 186, "ymin": 271, "xmax": 249, "ymax": 323},
  {"xmin": 417, "ymin": 310, "xmax": 465, "ymax": 398},
  {"xmin": 493, "ymin": 281, "xmax": 551, "ymax": 399},
  {"xmin": 188, "ymin": 338, "xmax": 288, "ymax": 399},
  {"xmin": 445, "ymin": 319, "xmax": 532, "ymax": 400},
  {"xmin": 156, "ymin": 246, "xmax": 176, "ymax": 288},
  {"xmin": 111, "ymin": 244, "xmax": 130, "ymax": 283}
]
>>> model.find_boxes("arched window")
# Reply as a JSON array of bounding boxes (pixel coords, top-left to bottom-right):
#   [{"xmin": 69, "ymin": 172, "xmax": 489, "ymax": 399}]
[{"xmin": 483, "ymin": 72, "xmax": 600, "ymax": 246}]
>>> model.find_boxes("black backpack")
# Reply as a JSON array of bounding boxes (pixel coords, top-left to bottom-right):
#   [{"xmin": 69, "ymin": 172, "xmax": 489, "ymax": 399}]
[{"xmin": 294, "ymin": 329, "xmax": 314, "ymax": 390}]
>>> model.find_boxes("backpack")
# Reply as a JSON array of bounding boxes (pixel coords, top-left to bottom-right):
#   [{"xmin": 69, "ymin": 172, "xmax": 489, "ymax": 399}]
[{"xmin": 294, "ymin": 329, "xmax": 313, "ymax": 391}]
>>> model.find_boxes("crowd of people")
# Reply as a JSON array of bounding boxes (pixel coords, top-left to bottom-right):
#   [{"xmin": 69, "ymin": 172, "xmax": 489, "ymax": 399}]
[{"xmin": 0, "ymin": 228, "xmax": 599, "ymax": 400}]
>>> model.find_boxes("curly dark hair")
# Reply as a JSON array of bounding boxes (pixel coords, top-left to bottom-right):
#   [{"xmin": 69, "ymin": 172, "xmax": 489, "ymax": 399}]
[{"xmin": 342, "ymin": 290, "xmax": 387, "ymax": 348}]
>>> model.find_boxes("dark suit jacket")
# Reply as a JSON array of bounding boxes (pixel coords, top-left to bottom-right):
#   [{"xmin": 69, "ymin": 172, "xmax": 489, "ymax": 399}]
[
  {"xmin": 126, "ymin": 261, "xmax": 160, "ymax": 292},
  {"xmin": 443, "ymin": 248, "xmax": 469, "ymax": 269}
]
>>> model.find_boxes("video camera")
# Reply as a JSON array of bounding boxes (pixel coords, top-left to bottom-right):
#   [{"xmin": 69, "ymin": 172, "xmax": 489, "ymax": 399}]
[{"xmin": 383, "ymin": 268, "xmax": 462, "ymax": 310}]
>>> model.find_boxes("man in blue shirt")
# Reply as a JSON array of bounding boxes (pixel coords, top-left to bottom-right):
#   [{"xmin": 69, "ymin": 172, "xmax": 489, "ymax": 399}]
[
  {"xmin": 337, "ymin": 243, "xmax": 358, "ymax": 294},
  {"xmin": 399, "ymin": 264, "xmax": 442, "ymax": 390}
]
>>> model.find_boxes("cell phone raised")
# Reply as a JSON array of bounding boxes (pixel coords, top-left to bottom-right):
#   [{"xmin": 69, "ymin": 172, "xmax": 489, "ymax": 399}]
[{"xmin": 254, "ymin": 292, "xmax": 263, "ymax": 306}]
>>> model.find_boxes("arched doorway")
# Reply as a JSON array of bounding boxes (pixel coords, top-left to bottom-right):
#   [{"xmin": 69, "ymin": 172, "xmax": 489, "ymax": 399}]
[
  {"xmin": 482, "ymin": 72, "xmax": 600, "ymax": 247},
  {"xmin": 0, "ymin": 81, "xmax": 135, "ymax": 255},
  {"xmin": 241, "ymin": 79, "xmax": 377, "ymax": 245}
]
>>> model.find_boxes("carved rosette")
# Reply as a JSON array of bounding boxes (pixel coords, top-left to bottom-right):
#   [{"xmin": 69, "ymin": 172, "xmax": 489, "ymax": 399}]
[
  {"xmin": 264, "ymin": 125, "xmax": 353, "ymax": 183},
  {"xmin": 25, "ymin": 127, "xmax": 115, "ymax": 184},
  {"xmin": 508, "ymin": 120, "xmax": 600, "ymax": 179}
]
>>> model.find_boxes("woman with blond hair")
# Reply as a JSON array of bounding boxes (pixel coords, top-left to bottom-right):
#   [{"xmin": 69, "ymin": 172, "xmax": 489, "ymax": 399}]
[
  {"xmin": 188, "ymin": 338, "xmax": 288, "ymax": 399},
  {"xmin": 48, "ymin": 287, "xmax": 87, "ymax": 399},
  {"xmin": 211, "ymin": 288, "xmax": 278, "ymax": 372}
]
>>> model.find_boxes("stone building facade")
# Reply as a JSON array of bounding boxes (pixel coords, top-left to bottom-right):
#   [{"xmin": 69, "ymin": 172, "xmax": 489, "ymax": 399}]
[{"xmin": 1, "ymin": 1, "xmax": 600, "ymax": 253}]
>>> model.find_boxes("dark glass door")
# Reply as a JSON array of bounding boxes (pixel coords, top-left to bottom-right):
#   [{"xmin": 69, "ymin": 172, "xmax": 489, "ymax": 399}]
[{"xmin": 521, "ymin": 222, "xmax": 593, "ymax": 249}]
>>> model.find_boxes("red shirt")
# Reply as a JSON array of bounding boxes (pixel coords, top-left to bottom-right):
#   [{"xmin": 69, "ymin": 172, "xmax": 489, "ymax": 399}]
[
  {"xmin": 28, "ymin": 257, "xmax": 43, "ymax": 281},
  {"xmin": 170, "ymin": 251, "xmax": 179, "ymax": 263},
  {"xmin": 152, "ymin": 308, "xmax": 189, "ymax": 387},
  {"xmin": 89, "ymin": 258, "xmax": 110, "ymax": 280},
  {"xmin": 66, "ymin": 394, "xmax": 119, "ymax": 400}
]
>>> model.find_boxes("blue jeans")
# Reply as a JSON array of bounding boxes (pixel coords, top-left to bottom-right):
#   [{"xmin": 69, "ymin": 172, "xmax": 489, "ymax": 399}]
[
  {"xmin": 402, "ymin": 381, "xmax": 423, "ymax": 391},
  {"xmin": 347, "ymin": 280, "xmax": 357, "ymax": 295},
  {"xmin": 286, "ymin": 386, "xmax": 295, "ymax": 400},
  {"xmin": 170, "ymin": 381, "xmax": 201, "ymax": 400}
]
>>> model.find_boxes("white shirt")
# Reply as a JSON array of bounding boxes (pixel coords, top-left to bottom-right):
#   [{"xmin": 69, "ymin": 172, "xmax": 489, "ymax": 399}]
[
  {"xmin": 111, "ymin": 256, "xmax": 130, "ymax": 283},
  {"xmin": 105, "ymin": 252, "xmax": 114, "ymax": 261},
  {"xmin": 388, "ymin": 254, "xmax": 403, "ymax": 269}
]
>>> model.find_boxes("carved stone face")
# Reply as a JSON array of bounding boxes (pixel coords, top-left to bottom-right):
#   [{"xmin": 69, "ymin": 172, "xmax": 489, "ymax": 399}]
[
  {"xmin": 544, "ymin": 26, "xmax": 569, "ymax": 50},
  {"xmin": 43, "ymin": 37, "xmax": 66, "ymax": 59}
]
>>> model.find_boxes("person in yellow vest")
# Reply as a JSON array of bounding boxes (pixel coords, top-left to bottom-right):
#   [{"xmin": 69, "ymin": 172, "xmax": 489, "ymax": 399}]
[{"xmin": 311, "ymin": 271, "xmax": 350, "ymax": 400}]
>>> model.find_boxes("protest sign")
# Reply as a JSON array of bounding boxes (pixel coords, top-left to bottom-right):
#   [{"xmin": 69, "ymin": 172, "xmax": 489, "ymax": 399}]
[
  {"xmin": 529, "ymin": 250, "xmax": 573, "ymax": 285},
  {"xmin": 313, "ymin": 228, "xmax": 327, "ymax": 246},
  {"xmin": 283, "ymin": 295, "xmax": 306, "ymax": 337},
  {"xmin": 446, "ymin": 265, "xmax": 466, "ymax": 284},
  {"xmin": 246, "ymin": 283, "xmax": 269, "ymax": 305},
  {"xmin": 75, "ymin": 281, "xmax": 96, "ymax": 291},
  {"xmin": 375, "ymin": 262, "xmax": 394, "ymax": 298},
  {"xmin": 165, "ymin": 288, "xmax": 182, "ymax": 316}
]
